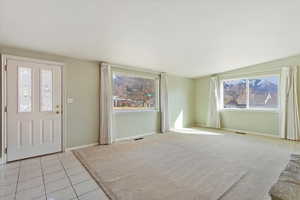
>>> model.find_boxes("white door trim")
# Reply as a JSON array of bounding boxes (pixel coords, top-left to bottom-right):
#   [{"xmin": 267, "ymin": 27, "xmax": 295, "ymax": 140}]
[{"xmin": 1, "ymin": 54, "xmax": 67, "ymax": 164}]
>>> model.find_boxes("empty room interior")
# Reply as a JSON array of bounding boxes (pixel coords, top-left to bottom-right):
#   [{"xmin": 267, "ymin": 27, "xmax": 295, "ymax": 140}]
[{"xmin": 1, "ymin": 1, "xmax": 300, "ymax": 200}]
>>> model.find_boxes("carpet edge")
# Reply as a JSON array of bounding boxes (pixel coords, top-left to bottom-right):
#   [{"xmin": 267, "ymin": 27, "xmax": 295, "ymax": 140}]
[{"xmin": 72, "ymin": 150, "xmax": 117, "ymax": 200}]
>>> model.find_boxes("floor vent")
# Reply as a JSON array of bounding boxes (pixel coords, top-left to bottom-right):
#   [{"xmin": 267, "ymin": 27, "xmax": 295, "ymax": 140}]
[
  {"xmin": 235, "ymin": 131, "xmax": 247, "ymax": 135},
  {"xmin": 134, "ymin": 137, "xmax": 144, "ymax": 141}
]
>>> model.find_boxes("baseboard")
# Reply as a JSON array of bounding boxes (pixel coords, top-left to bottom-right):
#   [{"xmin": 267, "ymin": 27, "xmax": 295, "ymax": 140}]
[
  {"xmin": 66, "ymin": 143, "xmax": 99, "ymax": 151},
  {"xmin": 66, "ymin": 132, "xmax": 158, "ymax": 150},
  {"xmin": 194, "ymin": 124, "xmax": 280, "ymax": 139},
  {"xmin": 194, "ymin": 122, "xmax": 207, "ymax": 127},
  {"xmin": 0, "ymin": 143, "xmax": 99, "ymax": 164},
  {"xmin": 115, "ymin": 132, "xmax": 157, "ymax": 142},
  {"xmin": 222, "ymin": 128, "xmax": 281, "ymax": 138},
  {"xmin": 0, "ymin": 157, "xmax": 5, "ymax": 165}
]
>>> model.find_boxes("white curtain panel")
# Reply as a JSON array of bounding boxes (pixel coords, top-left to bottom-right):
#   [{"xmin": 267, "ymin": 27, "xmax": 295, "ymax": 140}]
[
  {"xmin": 207, "ymin": 76, "xmax": 221, "ymax": 128},
  {"xmin": 100, "ymin": 63, "xmax": 113, "ymax": 144},
  {"xmin": 160, "ymin": 72, "xmax": 170, "ymax": 133},
  {"xmin": 280, "ymin": 66, "xmax": 300, "ymax": 140}
]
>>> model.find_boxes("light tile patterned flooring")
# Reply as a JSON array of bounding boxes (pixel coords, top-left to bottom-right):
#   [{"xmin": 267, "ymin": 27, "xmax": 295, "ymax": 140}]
[{"xmin": 0, "ymin": 152, "xmax": 109, "ymax": 200}]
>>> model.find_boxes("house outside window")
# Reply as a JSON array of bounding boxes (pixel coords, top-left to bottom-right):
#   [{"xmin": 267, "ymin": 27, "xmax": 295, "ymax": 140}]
[{"xmin": 112, "ymin": 72, "xmax": 159, "ymax": 111}]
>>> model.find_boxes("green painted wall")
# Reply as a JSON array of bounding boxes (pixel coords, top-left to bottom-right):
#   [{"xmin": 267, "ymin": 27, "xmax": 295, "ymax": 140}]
[
  {"xmin": 0, "ymin": 45, "xmax": 197, "ymax": 159},
  {"xmin": 195, "ymin": 55, "xmax": 300, "ymax": 136},
  {"xmin": 113, "ymin": 112, "xmax": 161, "ymax": 139},
  {"xmin": 168, "ymin": 75, "xmax": 196, "ymax": 128},
  {"xmin": 0, "ymin": 45, "xmax": 100, "ymax": 151},
  {"xmin": 112, "ymin": 74, "xmax": 196, "ymax": 139},
  {"xmin": 195, "ymin": 76, "xmax": 210, "ymax": 125},
  {"xmin": 2, "ymin": 44, "xmax": 299, "ymax": 148},
  {"xmin": 220, "ymin": 111, "xmax": 278, "ymax": 135}
]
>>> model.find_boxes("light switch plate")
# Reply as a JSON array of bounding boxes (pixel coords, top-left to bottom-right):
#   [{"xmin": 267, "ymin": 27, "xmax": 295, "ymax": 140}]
[{"xmin": 67, "ymin": 97, "xmax": 74, "ymax": 104}]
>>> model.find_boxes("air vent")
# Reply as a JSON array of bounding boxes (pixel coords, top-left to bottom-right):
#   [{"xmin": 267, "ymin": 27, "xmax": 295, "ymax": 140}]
[
  {"xmin": 134, "ymin": 137, "xmax": 144, "ymax": 141},
  {"xmin": 235, "ymin": 131, "xmax": 246, "ymax": 135}
]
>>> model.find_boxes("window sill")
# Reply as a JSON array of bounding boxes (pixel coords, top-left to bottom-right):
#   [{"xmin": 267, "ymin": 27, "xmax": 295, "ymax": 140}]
[
  {"xmin": 220, "ymin": 108, "xmax": 279, "ymax": 113},
  {"xmin": 113, "ymin": 109, "xmax": 160, "ymax": 113}
]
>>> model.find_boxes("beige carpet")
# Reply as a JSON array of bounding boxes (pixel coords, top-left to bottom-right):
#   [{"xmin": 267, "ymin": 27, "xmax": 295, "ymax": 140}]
[{"xmin": 74, "ymin": 129, "xmax": 300, "ymax": 200}]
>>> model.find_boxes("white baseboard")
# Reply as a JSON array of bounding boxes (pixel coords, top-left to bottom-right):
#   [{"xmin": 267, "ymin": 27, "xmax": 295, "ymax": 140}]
[
  {"xmin": 194, "ymin": 122, "xmax": 207, "ymax": 127},
  {"xmin": 221, "ymin": 128, "xmax": 281, "ymax": 138},
  {"xmin": 115, "ymin": 132, "xmax": 157, "ymax": 142},
  {"xmin": 194, "ymin": 124, "xmax": 280, "ymax": 139},
  {"xmin": 0, "ymin": 157, "xmax": 5, "ymax": 165},
  {"xmin": 66, "ymin": 143, "xmax": 99, "ymax": 151},
  {"xmin": 66, "ymin": 132, "xmax": 158, "ymax": 150},
  {"xmin": 0, "ymin": 143, "xmax": 99, "ymax": 165}
]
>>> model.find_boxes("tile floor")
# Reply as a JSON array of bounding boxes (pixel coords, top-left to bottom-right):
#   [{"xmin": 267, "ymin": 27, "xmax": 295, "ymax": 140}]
[{"xmin": 0, "ymin": 152, "xmax": 109, "ymax": 200}]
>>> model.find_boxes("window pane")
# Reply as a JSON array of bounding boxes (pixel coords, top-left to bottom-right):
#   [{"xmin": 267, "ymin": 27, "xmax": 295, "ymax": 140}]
[
  {"xmin": 249, "ymin": 76, "xmax": 279, "ymax": 109},
  {"xmin": 112, "ymin": 74, "xmax": 157, "ymax": 110},
  {"xmin": 18, "ymin": 67, "xmax": 32, "ymax": 112},
  {"xmin": 223, "ymin": 79, "xmax": 247, "ymax": 108},
  {"xmin": 40, "ymin": 69, "xmax": 53, "ymax": 111}
]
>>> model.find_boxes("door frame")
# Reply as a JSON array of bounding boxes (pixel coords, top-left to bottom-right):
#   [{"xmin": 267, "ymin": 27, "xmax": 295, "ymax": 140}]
[{"xmin": 1, "ymin": 54, "xmax": 67, "ymax": 164}]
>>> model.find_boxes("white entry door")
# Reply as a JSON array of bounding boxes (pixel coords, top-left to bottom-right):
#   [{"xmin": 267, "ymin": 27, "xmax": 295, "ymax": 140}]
[{"xmin": 6, "ymin": 58, "xmax": 62, "ymax": 161}]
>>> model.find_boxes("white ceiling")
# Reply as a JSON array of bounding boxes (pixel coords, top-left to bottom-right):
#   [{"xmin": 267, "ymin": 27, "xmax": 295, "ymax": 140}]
[{"xmin": 1, "ymin": 0, "xmax": 300, "ymax": 77}]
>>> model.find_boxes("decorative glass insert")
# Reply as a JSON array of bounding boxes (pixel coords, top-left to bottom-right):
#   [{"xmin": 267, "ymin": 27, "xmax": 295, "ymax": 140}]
[
  {"xmin": 18, "ymin": 67, "xmax": 32, "ymax": 112},
  {"xmin": 40, "ymin": 69, "xmax": 53, "ymax": 112},
  {"xmin": 112, "ymin": 73, "xmax": 158, "ymax": 110},
  {"xmin": 223, "ymin": 79, "xmax": 247, "ymax": 108}
]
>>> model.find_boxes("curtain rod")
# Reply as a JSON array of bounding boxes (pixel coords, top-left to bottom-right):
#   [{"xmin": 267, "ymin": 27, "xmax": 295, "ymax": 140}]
[{"xmin": 109, "ymin": 63, "xmax": 162, "ymax": 75}]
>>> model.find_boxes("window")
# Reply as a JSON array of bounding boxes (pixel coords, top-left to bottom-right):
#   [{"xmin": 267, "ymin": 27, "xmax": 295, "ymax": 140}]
[
  {"xmin": 40, "ymin": 69, "xmax": 53, "ymax": 112},
  {"xmin": 18, "ymin": 67, "xmax": 32, "ymax": 112},
  {"xmin": 223, "ymin": 79, "xmax": 247, "ymax": 108},
  {"xmin": 112, "ymin": 72, "xmax": 159, "ymax": 111},
  {"xmin": 222, "ymin": 75, "xmax": 279, "ymax": 110}
]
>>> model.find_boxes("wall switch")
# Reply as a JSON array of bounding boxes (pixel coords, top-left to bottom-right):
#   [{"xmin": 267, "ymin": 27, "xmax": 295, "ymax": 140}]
[{"xmin": 67, "ymin": 97, "xmax": 74, "ymax": 104}]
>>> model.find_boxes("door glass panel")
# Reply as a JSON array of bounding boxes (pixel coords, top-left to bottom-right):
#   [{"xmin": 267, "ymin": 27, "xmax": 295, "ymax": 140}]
[
  {"xmin": 40, "ymin": 69, "xmax": 53, "ymax": 111},
  {"xmin": 18, "ymin": 67, "xmax": 32, "ymax": 112}
]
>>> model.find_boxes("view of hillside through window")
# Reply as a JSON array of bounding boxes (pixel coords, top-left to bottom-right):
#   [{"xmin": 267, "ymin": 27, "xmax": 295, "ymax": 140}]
[
  {"xmin": 112, "ymin": 73, "xmax": 158, "ymax": 110},
  {"xmin": 223, "ymin": 76, "xmax": 279, "ymax": 109},
  {"xmin": 223, "ymin": 79, "xmax": 247, "ymax": 108}
]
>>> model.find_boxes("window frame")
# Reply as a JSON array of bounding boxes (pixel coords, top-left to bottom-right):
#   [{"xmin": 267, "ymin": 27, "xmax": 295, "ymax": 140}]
[
  {"xmin": 112, "ymin": 71, "xmax": 160, "ymax": 113},
  {"xmin": 220, "ymin": 74, "xmax": 280, "ymax": 112}
]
